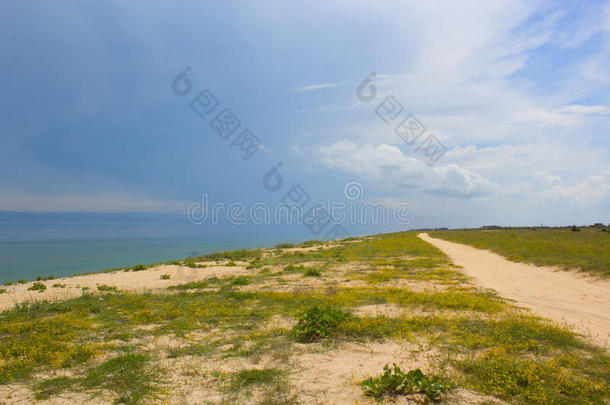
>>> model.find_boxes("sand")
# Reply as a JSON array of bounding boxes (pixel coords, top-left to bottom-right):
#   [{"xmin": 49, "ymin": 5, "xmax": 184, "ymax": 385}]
[{"xmin": 418, "ymin": 233, "xmax": 610, "ymax": 348}]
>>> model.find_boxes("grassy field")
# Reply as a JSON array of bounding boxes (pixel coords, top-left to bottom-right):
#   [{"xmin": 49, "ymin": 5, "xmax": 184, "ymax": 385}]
[
  {"xmin": 0, "ymin": 231, "xmax": 608, "ymax": 404},
  {"xmin": 430, "ymin": 227, "xmax": 610, "ymax": 277}
]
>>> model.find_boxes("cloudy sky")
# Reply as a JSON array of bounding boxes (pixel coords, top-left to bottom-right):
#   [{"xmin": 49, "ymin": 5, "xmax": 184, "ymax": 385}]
[{"xmin": 1, "ymin": 0, "xmax": 609, "ymax": 231}]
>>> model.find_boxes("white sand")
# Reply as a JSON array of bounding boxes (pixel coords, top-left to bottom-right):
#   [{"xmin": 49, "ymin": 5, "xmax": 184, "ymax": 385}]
[{"xmin": 419, "ymin": 233, "xmax": 610, "ymax": 348}]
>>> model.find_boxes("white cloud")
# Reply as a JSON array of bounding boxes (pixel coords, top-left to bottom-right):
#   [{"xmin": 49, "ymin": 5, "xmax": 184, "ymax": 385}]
[
  {"xmin": 319, "ymin": 140, "xmax": 494, "ymax": 198},
  {"xmin": 293, "ymin": 82, "xmax": 341, "ymax": 92},
  {"xmin": 530, "ymin": 171, "xmax": 610, "ymax": 206}
]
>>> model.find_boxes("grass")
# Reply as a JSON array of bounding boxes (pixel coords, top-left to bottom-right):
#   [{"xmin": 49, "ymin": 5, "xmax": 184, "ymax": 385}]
[
  {"xmin": 35, "ymin": 353, "xmax": 160, "ymax": 403},
  {"xmin": 0, "ymin": 230, "xmax": 608, "ymax": 403},
  {"xmin": 456, "ymin": 348, "xmax": 609, "ymax": 404},
  {"xmin": 430, "ymin": 227, "xmax": 610, "ymax": 277},
  {"xmin": 229, "ymin": 367, "xmax": 283, "ymax": 390}
]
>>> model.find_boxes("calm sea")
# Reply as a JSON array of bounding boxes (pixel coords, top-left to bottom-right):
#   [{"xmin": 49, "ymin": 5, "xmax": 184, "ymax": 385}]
[{"xmin": 0, "ymin": 212, "xmax": 312, "ymax": 284}]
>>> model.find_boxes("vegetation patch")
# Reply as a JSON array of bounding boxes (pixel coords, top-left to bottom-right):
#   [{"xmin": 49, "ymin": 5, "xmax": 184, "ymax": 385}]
[
  {"xmin": 303, "ymin": 268, "xmax": 321, "ymax": 277},
  {"xmin": 27, "ymin": 282, "xmax": 47, "ymax": 292},
  {"xmin": 35, "ymin": 353, "xmax": 160, "ymax": 404},
  {"xmin": 229, "ymin": 367, "xmax": 283, "ymax": 390},
  {"xmin": 292, "ymin": 305, "xmax": 350, "ymax": 342},
  {"xmin": 360, "ymin": 363, "xmax": 450, "ymax": 402},
  {"xmin": 456, "ymin": 348, "xmax": 609, "ymax": 404},
  {"xmin": 97, "ymin": 284, "xmax": 118, "ymax": 292}
]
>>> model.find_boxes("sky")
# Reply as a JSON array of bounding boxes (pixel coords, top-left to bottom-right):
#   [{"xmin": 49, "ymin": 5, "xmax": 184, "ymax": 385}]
[{"xmin": 1, "ymin": 0, "xmax": 610, "ymax": 235}]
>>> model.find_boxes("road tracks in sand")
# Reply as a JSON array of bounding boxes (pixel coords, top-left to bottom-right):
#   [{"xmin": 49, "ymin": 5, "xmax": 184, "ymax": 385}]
[{"xmin": 418, "ymin": 233, "xmax": 610, "ymax": 349}]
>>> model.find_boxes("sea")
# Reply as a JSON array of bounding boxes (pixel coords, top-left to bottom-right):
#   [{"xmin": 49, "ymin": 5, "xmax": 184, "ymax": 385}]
[{"xmin": 0, "ymin": 212, "xmax": 315, "ymax": 284}]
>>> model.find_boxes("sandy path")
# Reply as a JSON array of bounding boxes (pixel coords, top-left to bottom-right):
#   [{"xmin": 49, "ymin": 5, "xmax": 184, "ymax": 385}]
[{"xmin": 418, "ymin": 233, "xmax": 610, "ymax": 348}]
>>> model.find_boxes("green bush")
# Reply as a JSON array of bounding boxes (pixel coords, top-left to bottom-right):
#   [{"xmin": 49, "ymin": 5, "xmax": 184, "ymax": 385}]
[
  {"xmin": 304, "ymin": 268, "xmax": 321, "ymax": 277},
  {"xmin": 0, "ymin": 289, "xmax": 6, "ymax": 294},
  {"xmin": 160, "ymin": 274, "xmax": 171, "ymax": 280},
  {"xmin": 28, "ymin": 282, "xmax": 47, "ymax": 292},
  {"xmin": 231, "ymin": 276, "xmax": 250, "ymax": 286},
  {"xmin": 96, "ymin": 285, "xmax": 118, "ymax": 292},
  {"xmin": 292, "ymin": 305, "xmax": 350, "ymax": 342},
  {"xmin": 275, "ymin": 243, "xmax": 295, "ymax": 249},
  {"xmin": 131, "ymin": 264, "xmax": 147, "ymax": 271},
  {"xmin": 196, "ymin": 249, "xmax": 262, "ymax": 262},
  {"xmin": 283, "ymin": 265, "xmax": 305, "ymax": 273},
  {"xmin": 360, "ymin": 364, "xmax": 450, "ymax": 401},
  {"xmin": 300, "ymin": 240, "xmax": 323, "ymax": 247}
]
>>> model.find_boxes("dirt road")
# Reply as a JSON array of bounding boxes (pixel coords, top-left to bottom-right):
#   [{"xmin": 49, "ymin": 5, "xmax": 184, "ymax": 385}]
[{"xmin": 419, "ymin": 233, "xmax": 610, "ymax": 349}]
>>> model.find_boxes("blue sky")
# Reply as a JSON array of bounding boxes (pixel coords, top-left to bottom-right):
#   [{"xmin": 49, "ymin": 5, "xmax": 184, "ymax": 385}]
[{"xmin": 1, "ymin": 0, "xmax": 609, "ymax": 231}]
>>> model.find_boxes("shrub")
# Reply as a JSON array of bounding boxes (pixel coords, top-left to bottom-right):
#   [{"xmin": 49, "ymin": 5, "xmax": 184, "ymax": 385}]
[
  {"xmin": 18, "ymin": 279, "xmax": 26, "ymax": 284},
  {"xmin": 0, "ymin": 289, "xmax": 6, "ymax": 294},
  {"xmin": 275, "ymin": 243, "xmax": 295, "ymax": 249},
  {"xmin": 292, "ymin": 305, "xmax": 350, "ymax": 342},
  {"xmin": 300, "ymin": 240, "xmax": 323, "ymax": 248},
  {"xmin": 52, "ymin": 284, "xmax": 66, "ymax": 288},
  {"xmin": 226, "ymin": 261, "xmax": 237, "ymax": 266},
  {"xmin": 131, "ymin": 264, "xmax": 147, "ymax": 271},
  {"xmin": 231, "ymin": 276, "xmax": 250, "ymax": 286},
  {"xmin": 283, "ymin": 265, "xmax": 305, "ymax": 273},
  {"xmin": 28, "ymin": 282, "xmax": 47, "ymax": 292},
  {"xmin": 96, "ymin": 285, "xmax": 118, "ymax": 292},
  {"xmin": 360, "ymin": 364, "xmax": 450, "ymax": 401},
  {"xmin": 571, "ymin": 225, "xmax": 580, "ymax": 232},
  {"xmin": 197, "ymin": 249, "xmax": 262, "ymax": 262},
  {"xmin": 246, "ymin": 259, "xmax": 266, "ymax": 269},
  {"xmin": 304, "ymin": 268, "xmax": 321, "ymax": 277},
  {"xmin": 4, "ymin": 282, "xmax": 13, "ymax": 286},
  {"xmin": 160, "ymin": 274, "xmax": 171, "ymax": 280},
  {"xmin": 183, "ymin": 259, "xmax": 206, "ymax": 268}
]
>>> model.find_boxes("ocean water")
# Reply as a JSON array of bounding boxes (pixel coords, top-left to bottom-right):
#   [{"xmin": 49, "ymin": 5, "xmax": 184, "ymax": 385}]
[{"xmin": 0, "ymin": 212, "xmax": 312, "ymax": 284}]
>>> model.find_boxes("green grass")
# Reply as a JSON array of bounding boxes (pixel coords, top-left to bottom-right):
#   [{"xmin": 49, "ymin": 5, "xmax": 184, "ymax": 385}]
[
  {"xmin": 430, "ymin": 227, "xmax": 610, "ymax": 277},
  {"xmin": 229, "ymin": 367, "xmax": 283, "ymax": 390},
  {"xmin": 0, "ymin": 230, "xmax": 608, "ymax": 403},
  {"xmin": 35, "ymin": 353, "xmax": 160, "ymax": 404},
  {"xmin": 456, "ymin": 348, "xmax": 609, "ymax": 404}
]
